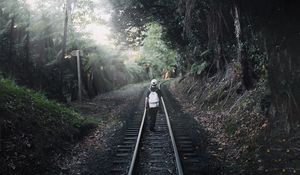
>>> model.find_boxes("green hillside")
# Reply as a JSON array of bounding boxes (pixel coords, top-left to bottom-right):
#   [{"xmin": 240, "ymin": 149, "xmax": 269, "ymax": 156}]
[{"xmin": 0, "ymin": 79, "xmax": 97, "ymax": 174}]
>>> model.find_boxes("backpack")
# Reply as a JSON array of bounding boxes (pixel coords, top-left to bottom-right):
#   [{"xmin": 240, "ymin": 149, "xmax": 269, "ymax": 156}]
[{"xmin": 148, "ymin": 90, "xmax": 160, "ymax": 108}]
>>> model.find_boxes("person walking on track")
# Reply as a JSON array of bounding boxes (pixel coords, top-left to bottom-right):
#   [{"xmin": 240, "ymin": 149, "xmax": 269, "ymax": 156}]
[{"xmin": 145, "ymin": 79, "xmax": 162, "ymax": 132}]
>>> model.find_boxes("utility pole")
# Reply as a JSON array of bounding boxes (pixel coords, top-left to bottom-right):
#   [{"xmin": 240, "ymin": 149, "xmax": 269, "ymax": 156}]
[{"xmin": 76, "ymin": 50, "xmax": 82, "ymax": 101}]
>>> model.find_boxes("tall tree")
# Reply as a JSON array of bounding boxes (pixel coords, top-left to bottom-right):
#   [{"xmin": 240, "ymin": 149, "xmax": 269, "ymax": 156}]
[{"xmin": 62, "ymin": 0, "xmax": 71, "ymax": 60}]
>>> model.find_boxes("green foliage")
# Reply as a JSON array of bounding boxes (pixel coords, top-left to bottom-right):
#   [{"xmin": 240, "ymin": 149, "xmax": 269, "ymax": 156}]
[
  {"xmin": 138, "ymin": 23, "xmax": 177, "ymax": 78},
  {"xmin": 191, "ymin": 61, "xmax": 208, "ymax": 75},
  {"xmin": 82, "ymin": 45, "xmax": 146, "ymax": 94},
  {"xmin": 0, "ymin": 79, "xmax": 97, "ymax": 126},
  {"xmin": 110, "ymin": 0, "xmax": 148, "ymax": 47},
  {"xmin": 243, "ymin": 39, "xmax": 268, "ymax": 79},
  {"xmin": 125, "ymin": 62, "xmax": 146, "ymax": 82},
  {"xmin": 72, "ymin": 0, "xmax": 99, "ymax": 26}
]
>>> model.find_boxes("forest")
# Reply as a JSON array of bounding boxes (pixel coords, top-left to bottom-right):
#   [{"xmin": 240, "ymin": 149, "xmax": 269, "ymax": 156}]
[{"xmin": 1, "ymin": 0, "xmax": 300, "ymax": 174}]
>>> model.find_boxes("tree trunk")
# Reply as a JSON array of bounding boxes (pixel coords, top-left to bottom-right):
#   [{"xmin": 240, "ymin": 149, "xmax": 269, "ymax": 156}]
[
  {"xmin": 62, "ymin": 0, "xmax": 71, "ymax": 60},
  {"xmin": 8, "ymin": 16, "xmax": 15, "ymax": 78},
  {"xmin": 234, "ymin": 5, "xmax": 242, "ymax": 62},
  {"xmin": 233, "ymin": 4, "xmax": 255, "ymax": 90},
  {"xmin": 59, "ymin": 0, "xmax": 72, "ymax": 101},
  {"xmin": 24, "ymin": 13, "xmax": 31, "ymax": 86}
]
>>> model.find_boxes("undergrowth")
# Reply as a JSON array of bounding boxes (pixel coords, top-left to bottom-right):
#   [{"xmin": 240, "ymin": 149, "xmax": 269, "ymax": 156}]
[
  {"xmin": 170, "ymin": 68, "xmax": 269, "ymax": 174},
  {"xmin": 0, "ymin": 79, "xmax": 98, "ymax": 174},
  {"xmin": 172, "ymin": 67, "xmax": 300, "ymax": 174}
]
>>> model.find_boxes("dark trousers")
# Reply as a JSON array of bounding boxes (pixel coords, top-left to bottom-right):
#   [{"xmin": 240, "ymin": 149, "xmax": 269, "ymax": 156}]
[{"xmin": 148, "ymin": 107, "xmax": 159, "ymax": 130}]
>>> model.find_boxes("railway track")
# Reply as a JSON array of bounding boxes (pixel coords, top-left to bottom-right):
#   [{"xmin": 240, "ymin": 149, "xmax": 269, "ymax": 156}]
[{"xmin": 111, "ymin": 84, "xmax": 205, "ymax": 175}]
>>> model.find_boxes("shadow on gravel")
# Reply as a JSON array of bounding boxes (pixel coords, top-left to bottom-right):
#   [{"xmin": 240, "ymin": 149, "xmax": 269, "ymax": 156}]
[
  {"xmin": 161, "ymin": 84, "xmax": 224, "ymax": 175},
  {"xmin": 75, "ymin": 94, "xmax": 146, "ymax": 175},
  {"xmin": 53, "ymin": 84, "xmax": 147, "ymax": 175}
]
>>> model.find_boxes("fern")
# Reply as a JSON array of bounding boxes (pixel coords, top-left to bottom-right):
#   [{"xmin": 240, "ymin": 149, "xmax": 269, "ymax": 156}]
[{"xmin": 191, "ymin": 61, "xmax": 208, "ymax": 75}]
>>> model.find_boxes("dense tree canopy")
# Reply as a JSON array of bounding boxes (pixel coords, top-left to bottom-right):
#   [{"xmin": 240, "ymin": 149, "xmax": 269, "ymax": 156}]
[
  {"xmin": 109, "ymin": 0, "xmax": 300, "ymax": 122},
  {"xmin": 0, "ymin": 0, "xmax": 147, "ymax": 101}
]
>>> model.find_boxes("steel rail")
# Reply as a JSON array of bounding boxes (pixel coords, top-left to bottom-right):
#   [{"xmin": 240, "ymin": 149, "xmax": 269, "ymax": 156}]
[
  {"xmin": 128, "ymin": 82, "xmax": 183, "ymax": 175},
  {"xmin": 161, "ymin": 95, "xmax": 184, "ymax": 175},
  {"xmin": 128, "ymin": 107, "xmax": 146, "ymax": 175},
  {"xmin": 160, "ymin": 81, "xmax": 184, "ymax": 175}
]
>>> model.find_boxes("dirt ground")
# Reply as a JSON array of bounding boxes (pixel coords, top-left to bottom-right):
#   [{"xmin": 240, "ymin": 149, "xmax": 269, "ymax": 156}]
[{"xmin": 51, "ymin": 83, "xmax": 147, "ymax": 175}]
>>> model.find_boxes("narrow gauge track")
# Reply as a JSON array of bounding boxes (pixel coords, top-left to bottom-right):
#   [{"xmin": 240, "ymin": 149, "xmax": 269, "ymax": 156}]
[
  {"xmin": 111, "ymin": 84, "xmax": 183, "ymax": 175},
  {"xmin": 111, "ymin": 84, "xmax": 207, "ymax": 175}
]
